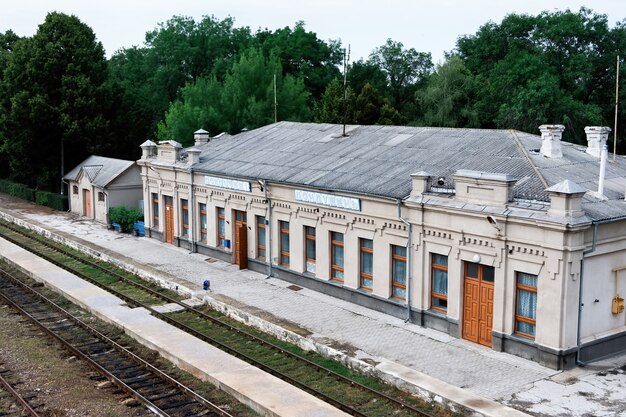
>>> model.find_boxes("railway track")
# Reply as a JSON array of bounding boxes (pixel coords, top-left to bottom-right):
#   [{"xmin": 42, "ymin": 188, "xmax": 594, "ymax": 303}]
[
  {"xmin": 0, "ymin": 219, "xmax": 443, "ymax": 417},
  {"xmin": 0, "ymin": 364, "xmax": 43, "ymax": 417},
  {"xmin": 0, "ymin": 265, "xmax": 234, "ymax": 417}
]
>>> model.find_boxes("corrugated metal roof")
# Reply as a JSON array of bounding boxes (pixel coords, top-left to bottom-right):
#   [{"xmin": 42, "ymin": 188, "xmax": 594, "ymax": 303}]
[
  {"xmin": 63, "ymin": 155, "xmax": 136, "ymax": 188},
  {"xmin": 190, "ymin": 122, "xmax": 626, "ymax": 220}
]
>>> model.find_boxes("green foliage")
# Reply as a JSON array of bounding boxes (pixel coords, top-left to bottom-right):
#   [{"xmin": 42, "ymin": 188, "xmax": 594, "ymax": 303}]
[
  {"xmin": 0, "ymin": 179, "xmax": 67, "ymax": 210},
  {"xmin": 456, "ymin": 7, "xmax": 623, "ymax": 144},
  {"xmin": 108, "ymin": 206, "xmax": 143, "ymax": 233},
  {"xmin": 313, "ymin": 78, "xmax": 355, "ymax": 124},
  {"xmin": 0, "ymin": 12, "xmax": 110, "ymax": 190},
  {"xmin": 418, "ymin": 55, "xmax": 479, "ymax": 127},
  {"xmin": 157, "ymin": 48, "xmax": 310, "ymax": 143}
]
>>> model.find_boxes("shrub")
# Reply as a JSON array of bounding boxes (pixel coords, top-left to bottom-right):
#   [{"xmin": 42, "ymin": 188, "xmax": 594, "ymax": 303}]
[
  {"xmin": 35, "ymin": 191, "xmax": 49, "ymax": 206},
  {"xmin": 46, "ymin": 193, "xmax": 68, "ymax": 211},
  {"xmin": 0, "ymin": 178, "xmax": 67, "ymax": 210},
  {"xmin": 108, "ymin": 206, "xmax": 143, "ymax": 233}
]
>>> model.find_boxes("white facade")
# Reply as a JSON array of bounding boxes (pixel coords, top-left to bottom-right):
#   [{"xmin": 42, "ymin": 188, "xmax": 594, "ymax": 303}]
[{"xmin": 138, "ymin": 123, "xmax": 626, "ymax": 369}]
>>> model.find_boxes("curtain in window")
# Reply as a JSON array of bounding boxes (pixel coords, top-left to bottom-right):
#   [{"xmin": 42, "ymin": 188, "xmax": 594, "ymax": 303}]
[{"xmin": 432, "ymin": 269, "xmax": 448, "ymax": 295}]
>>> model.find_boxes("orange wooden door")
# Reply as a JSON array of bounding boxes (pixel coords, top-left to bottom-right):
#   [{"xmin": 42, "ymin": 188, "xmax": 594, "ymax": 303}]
[
  {"xmin": 164, "ymin": 196, "xmax": 174, "ymax": 244},
  {"xmin": 83, "ymin": 189, "xmax": 92, "ymax": 217},
  {"xmin": 462, "ymin": 262, "xmax": 495, "ymax": 347},
  {"xmin": 462, "ymin": 277, "xmax": 480, "ymax": 343},
  {"xmin": 233, "ymin": 210, "xmax": 247, "ymax": 269},
  {"xmin": 478, "ymin": 284, "xmax": 494, "ymax": 346}
]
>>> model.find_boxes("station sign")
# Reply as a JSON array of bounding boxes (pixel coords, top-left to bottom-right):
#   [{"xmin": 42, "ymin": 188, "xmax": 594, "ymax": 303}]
[
  {"xmin": 204, "ymin": 175, "xmax": 251, "ymax": 192},
  {"xmin": 295, "ymin": 189, "xmax": 361, "ymax": 211}
]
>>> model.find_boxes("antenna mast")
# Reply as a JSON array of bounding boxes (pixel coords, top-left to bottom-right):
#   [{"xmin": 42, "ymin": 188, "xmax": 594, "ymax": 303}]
[
  {"xmin": 342, "ymin": 44, "xmax": 351, "ymax": 136},
  {"xmin": 614, "ymin": 55, "xmax": 620, "ymax": 161},
  {"xmin": 273, "ymin": 73, "xmax": 278, "ymax": 124}
]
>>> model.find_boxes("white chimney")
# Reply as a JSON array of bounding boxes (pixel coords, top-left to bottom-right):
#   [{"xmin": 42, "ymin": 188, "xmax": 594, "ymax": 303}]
[
  {"xmin": 539, "ymin": 124, "xmax": 565, "ymax": 158},
  {"xmin": 139, "ymin": 140, "xmax": 157, "ymax": 160},
  {"xmin": 194, "ymin": 129, "xmax": 210, "ymax": 146},
  {"xmin": 187, "ymin": 148, "xmax": 201, "ymax": 165},
  {"xmin": 585, "ymin": 126, "xmax": 611, "ymax": 158}
]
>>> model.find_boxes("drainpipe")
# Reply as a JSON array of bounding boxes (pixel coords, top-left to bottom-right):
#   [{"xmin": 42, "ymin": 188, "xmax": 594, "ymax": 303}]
[
  {"xmin": 261, "ymin": 179, "xmax": 273, "ymax": 278},
  {"xmin": 188, "ymin": 167, "xmax": 196, "ymax": 253},
  {"xmin": 397, "ymin": 199, "xmax": 412, "ymax": 322}
]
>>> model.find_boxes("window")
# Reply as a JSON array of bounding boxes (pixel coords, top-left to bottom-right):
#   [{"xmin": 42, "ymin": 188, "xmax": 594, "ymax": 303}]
[
  {"xmin": 257, "ymin": 216, "xmax": 266, "ymax": 260},
  {"xmin": 279, "ymin": 221, "xmax": 289, "ymax": 266},
  {"xmin": 180, "ymin": 199, "xmax": 189, "ymax": 238},
  {"xmin": 98, "ymin": 192, "xmax": 105, "ymax": 202},
  {"xmin": 515, "ymin": 272, "xmax": 538, "ymax": 339},
  {"xmin": 199, "ymin": 203, "xmax": 207, "ymax": 242},
  {"xmin": 152, "ymin": 193, "xmax": 159, "ymax": 228},
  {"xmin": 431, "ymin": 254, "xmax": 448, "ymax": 313},
  {"xmin": 330, "ymin": 232, "xmax": 344, "ymax": 282},
  {"xmin": 360, "ymin": 238, "xmax": 374, "ymax": 290},
  {"xmin": 72, "ymin": 185, "xmax": 78, "ymax": 195},
  {"xmin": 305, "ymin": 226, "xmax": 316, "ymax": 273},
  {"xmin": 391, "ymin": 245, "xmax": 407, "ymax": 299},
  {"xmin": 217, "ymin": 207, "xmax": 225, "ymax": 247}
]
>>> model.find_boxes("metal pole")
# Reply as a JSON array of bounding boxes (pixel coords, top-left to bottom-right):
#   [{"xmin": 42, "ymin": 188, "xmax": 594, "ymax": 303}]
[
  {"xmin": 60, "ymin": 137, "xmax": 64, "ymax": 195},
  {"xmin": 614, "ymin": 55, "xmax": 620, "ymax": 161},
  {"xmin": 274, "ymin": 74, "xmax": 277, "ymax": 124}
]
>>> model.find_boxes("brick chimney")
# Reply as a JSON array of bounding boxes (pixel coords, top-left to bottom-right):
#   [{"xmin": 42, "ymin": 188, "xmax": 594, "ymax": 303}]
[
  {"xmin": 585, "ymin": 126, "xmax": 611, "ymax": 158},
  {"xmin": 194, "ymin": 129, "xmax": 210, "ymax": 146},
  {"xmin": 139, "ymin": 140, "xmax": 157, "ymax": 160},
  {"xmin": 187, "ymin": 147, "xmax": 200, "ymax": 165},
  {"xmin": 539, "ymin": 124, "xmax": 565, "ymax": 159}
]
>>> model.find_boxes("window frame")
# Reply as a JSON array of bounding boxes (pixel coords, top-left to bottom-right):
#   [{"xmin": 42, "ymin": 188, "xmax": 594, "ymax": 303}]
[
  {"xmin": 199, "ymin": 203, "xmax": 207, "ymax": 242},
  {"xmin": 180, "ymin": 199, "xmax": 189, "ymax": 238},
  {"xmin": 152, "ymin": 193, "xmax": 159, "ymax": 228},
  {"xmin": 257, "ymin": 216, "xmax": 266, "ymax": 260},
  {"xmin": 514, "ymin": 272, "xmax": 538, "ymax": 340},
  {"xmin": 216, "ymin": 207, "xmax": 225, "ymax": 247},
  {"xmin": 305, "ymin": 226, "xmax": 316, "ymax": 273},
  {"xmin": 72, "ymin": 185, "xmax": 78, "ymax": 195},
  {"xmin": 279, "ymin": 220, "xmax": 290, "ymax": 266},
  {"xmin": 391, "ymin": 245, "xmax": 407, "ymax": 300},
  {"xmin": 431, "ymin": 253, "xmax": 449, "ymax": 313},
  {"xmin": 359, "ymin": 238, "xmax": 374, "ymax": 291},
  {"xmin": 330, "ymin": 231, "xmax": 344, "ymax": 283},
  {"xmin": 97, "ymin": 192, "xmax": 105, "ymax": 202}
]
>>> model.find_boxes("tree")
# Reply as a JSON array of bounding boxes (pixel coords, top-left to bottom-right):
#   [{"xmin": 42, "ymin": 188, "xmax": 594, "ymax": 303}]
[
  {"xmin": 456, "ymin": 8, "xmax": 622, "ymax": 143},
  {"xmin": 368, "ymin": 39, "xmax": 433, "ymax": 113},
  {"xmin": 313, "ymin": 78, "xmax": 355, "ymax": 124},
  {"xmin": 354, "ymin": 83, "xmax": 404, "ymax": 125},
  {"xmin": 0, "ymin": 13, "xmax": 110, "ymax": 190},
  {"xmin": 157, "ymin": 48, "xmax": 310, "ymax": 144},
  {"xmin": 418, "ymin": 55, "xmax": 478, "ymax": 127},
  {"xmin": 256, "ymin": 22, "xmax": 343, "ymax": 100}
]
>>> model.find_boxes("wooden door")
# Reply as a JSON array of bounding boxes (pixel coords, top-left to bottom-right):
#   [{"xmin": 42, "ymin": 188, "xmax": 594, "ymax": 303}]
[
  {"xmin": 233, "ymin": 210, "xmax": 247, "ymax": 269},
  {"xmin": 462, "ymin": 262, "xmax": 495, "ymax": 347},
  {"xmin": 164, "ymin": 196, "xmax": 174, "ymax": 244},
  {"xmin": 83, "ymin": 189, "xmax": 92, "ymax": 217}
]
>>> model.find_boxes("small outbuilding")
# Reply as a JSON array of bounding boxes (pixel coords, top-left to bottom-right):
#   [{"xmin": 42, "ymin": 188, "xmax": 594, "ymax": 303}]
[{"xmin": 64, "ymin": 155, "xmax": 143, "ymax": 224}]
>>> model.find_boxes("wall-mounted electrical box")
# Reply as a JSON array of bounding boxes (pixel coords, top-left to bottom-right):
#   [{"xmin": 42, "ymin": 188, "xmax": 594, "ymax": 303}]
[{"xmin": 612, "ymin": 295, "xmax": 624, "ymax": 314}]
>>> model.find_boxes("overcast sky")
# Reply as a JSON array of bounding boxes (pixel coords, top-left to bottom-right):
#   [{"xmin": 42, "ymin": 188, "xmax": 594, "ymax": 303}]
[{"xmin": 2, "ymin": 1, "xmax": 624, "ymax": 64}]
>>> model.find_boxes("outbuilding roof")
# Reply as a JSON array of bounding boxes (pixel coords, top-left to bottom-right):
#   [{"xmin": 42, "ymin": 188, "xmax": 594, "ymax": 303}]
[
  {"xmin": 63, "ymin": 155, "xmax": 136, "ymax": 188},
  {"xmin": 185, "ymin": 122, "xmax": 626, "ymax": 221}
]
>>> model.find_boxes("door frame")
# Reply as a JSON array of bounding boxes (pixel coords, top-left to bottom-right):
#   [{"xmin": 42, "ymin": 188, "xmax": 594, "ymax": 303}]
[
  {"xmin": 232, "ymin": 209, "xmax": 247, "ymax": 268},
  {"xmin": 164, "ymin": 195, "xmax": 174, "ymax": 244}
]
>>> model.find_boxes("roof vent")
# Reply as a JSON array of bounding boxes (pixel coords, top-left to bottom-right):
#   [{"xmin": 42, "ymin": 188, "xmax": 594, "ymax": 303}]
[
  {"xmin": 194, "ymin": 129, "xmax": 210, "ymax": 146},
  {"xmin": 539, "ymin": 124, "xmax": 565, "ymax": 159}
]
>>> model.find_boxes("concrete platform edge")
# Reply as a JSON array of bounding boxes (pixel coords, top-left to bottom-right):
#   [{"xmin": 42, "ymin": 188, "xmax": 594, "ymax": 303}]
[{"xmin": 0, "ymin": 210, "xmax": 530, "ymax": 417}]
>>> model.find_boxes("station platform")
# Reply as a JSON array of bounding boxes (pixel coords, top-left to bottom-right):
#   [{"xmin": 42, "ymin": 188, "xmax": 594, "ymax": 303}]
[
  {"xmin": 1, "ymin": 193, "xmax": 625, "ymax": 417},
  {"xmin": 0, "ymin": 235, "xmax": 350, "ymax": 417}
]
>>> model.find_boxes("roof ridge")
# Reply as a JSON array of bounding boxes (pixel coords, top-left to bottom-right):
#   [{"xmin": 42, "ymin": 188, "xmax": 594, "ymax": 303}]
[{"xmin": 510, "ymin": 130, "xmax": 548, "ymax": 189}]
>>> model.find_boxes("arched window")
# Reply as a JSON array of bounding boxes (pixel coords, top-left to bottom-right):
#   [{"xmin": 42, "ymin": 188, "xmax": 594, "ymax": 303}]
[{"xmin": 72, "ymin": 185, "xmax": 78, "ymax": 195}]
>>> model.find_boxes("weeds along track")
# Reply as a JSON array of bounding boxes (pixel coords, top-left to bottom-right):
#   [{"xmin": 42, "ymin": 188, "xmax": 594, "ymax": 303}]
[
  {"xmin": 0, "ymin": 363, "xmax": 43, "ymax": 417},
  {"xmin": 0, "ymin": 266, "xmax": 234, "ymax": 417},
  {"xmin": 0, "ymin": 220, "xmax": 445, "ymax": 417}
]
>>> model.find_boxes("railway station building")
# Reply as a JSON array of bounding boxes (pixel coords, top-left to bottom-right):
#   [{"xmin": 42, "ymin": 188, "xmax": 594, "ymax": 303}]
[{"xmin": 137, "ymin": 122, "xmax": 626, "ymax": 369}]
